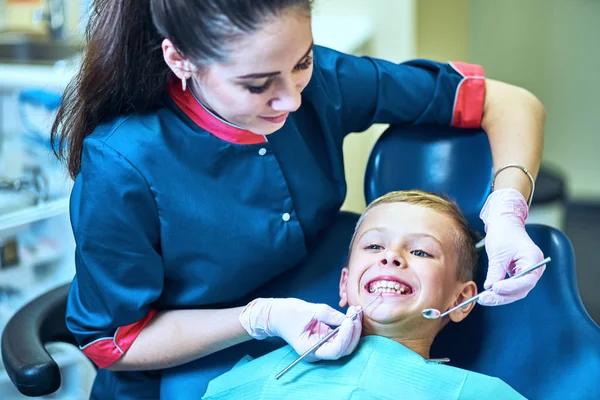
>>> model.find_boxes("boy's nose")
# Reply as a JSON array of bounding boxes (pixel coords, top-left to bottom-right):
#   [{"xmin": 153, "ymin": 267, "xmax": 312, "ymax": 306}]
[{"xmin": 379, "ymin": 252, "xmax": 403, "ymax": 268}]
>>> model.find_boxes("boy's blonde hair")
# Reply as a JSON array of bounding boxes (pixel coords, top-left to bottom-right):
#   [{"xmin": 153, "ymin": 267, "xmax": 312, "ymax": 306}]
[{"xmin": 350, "ymin": 190, "xmax": 478, "ymax": 282}]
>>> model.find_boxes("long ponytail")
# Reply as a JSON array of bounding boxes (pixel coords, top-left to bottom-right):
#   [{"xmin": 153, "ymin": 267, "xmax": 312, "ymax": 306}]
[{"xmin": 51, "ymin": 0, "xmax": 170, "ymax": 178}]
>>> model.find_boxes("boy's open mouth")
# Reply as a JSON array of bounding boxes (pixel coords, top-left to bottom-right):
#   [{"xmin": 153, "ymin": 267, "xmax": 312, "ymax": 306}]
[{"xmin": 365, "ymin": 277, "xmax": 414, "ymax": 295}]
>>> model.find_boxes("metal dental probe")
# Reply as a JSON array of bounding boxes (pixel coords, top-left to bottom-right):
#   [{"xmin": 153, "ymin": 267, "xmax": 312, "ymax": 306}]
[
  {"xmin": 275, "ymin": 293, "xmax": 383, "ymax": 380},
  {"xmin": 422, "ymin": 257, "xmax": 551, "ymax": 320}
]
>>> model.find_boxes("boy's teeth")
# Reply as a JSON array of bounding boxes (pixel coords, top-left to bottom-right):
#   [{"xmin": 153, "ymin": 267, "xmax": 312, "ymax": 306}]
[{"xmin": 368, "ymin": 280, "xmax": 412, "ymax": 294}]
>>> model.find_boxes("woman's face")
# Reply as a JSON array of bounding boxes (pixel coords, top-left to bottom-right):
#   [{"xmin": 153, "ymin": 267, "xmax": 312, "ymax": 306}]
[{"xmin": 167, "ymin": 10, "xmax": 314, "ymax": 136}]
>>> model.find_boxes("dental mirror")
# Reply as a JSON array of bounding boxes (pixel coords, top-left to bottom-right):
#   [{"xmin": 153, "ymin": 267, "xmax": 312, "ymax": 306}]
[
  {"xmin": 422, "ymin": 308, "xmax": 441, "ymax": 319},
  {"xmin": 422, "ymin": 257, "xmax": 551, "ymax": 320}
]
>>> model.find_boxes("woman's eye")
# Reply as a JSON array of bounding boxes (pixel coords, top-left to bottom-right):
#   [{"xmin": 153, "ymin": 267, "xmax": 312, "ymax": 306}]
[
  {"xmin": 364, "ymin": 244, "xmax": 384, "ymax": 250},
  {"xmin": 293, "ymin": 55, "xmax": 313, "ymax": 71},
  {"xmin": 246, "ymin": 82, "xmax": 271, "ymax": 94},
  {"xmin": 411, "ymin": 250, "xmax": 431, "ymax": 258}
]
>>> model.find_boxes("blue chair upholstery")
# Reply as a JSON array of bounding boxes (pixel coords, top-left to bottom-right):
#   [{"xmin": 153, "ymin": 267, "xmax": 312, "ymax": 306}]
[
  {"xmin": 432, "ymin": 224, "xmax": 600, "ymax": 399},
  {"xmin": 366, "ymin": 124, "xmax": 600, "ymax": 399},
  {"xmin": 365, "ymin": 124, "xmax": 493, "ymax": 233}
]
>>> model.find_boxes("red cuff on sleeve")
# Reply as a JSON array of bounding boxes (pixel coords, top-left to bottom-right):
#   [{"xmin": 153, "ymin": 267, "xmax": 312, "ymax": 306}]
[
  {"xmin": 80, "ymin": 309, "xmax": 158, "ymax": 368},
  {"xmin": 449, "ymin": 62, "xmax": 486, "ymax": 129}
]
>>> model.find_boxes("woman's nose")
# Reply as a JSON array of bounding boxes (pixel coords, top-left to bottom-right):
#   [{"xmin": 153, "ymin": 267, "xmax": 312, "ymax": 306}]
[
  {"xmin": 379, "ymin": 252, "xmax": 404, "ymax": 268},
  {"xmin": 270, "ymin": 79, "xmax": 302, "ymax": 112}
]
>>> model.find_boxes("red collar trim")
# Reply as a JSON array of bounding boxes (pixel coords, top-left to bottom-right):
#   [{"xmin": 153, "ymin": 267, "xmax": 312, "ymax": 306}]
[{"xmin": 166, "ymin": 78, "xmax": 266, "ymax": 145}]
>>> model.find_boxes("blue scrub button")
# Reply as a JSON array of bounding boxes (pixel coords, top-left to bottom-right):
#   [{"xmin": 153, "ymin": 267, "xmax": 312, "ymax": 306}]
[
  {"xmin": 282, "ymin": 213, "xmax": 291, "ymax": 222},
  {"xmin": 258, "ymin": 148, "xmax": 267, "ymax": 156}
]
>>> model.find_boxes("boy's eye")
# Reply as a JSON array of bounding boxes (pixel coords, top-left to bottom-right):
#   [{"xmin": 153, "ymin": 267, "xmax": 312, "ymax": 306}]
[
  {"xmin": 365, "ymin": 244, "xmax": 384, "ymax": 250},
  {"xmin": 411, "ymin": 250, "xmax": 431, "ymax": 258}
]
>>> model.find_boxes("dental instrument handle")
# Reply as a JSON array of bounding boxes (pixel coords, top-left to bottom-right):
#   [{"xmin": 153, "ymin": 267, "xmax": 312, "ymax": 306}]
[
  {"xmin": 503, "ymin": 256, "xmax": 551, "ymax": 281},
  {"xmin": 438, "ymin": 256, "xmax": 551, "ymax": 318},
  {"xmin": 274, "ymin": 323, "xmax": 342, "ymax": 380},
  {"xmin": 275, "ymin": 294, "xmax": 381, "ymax": 380}
]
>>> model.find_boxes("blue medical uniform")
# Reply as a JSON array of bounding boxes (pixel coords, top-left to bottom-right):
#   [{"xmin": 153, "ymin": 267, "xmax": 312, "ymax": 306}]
[{"xmin": 65, "ymin": 45, "xmax": 485, "ymax": 399}]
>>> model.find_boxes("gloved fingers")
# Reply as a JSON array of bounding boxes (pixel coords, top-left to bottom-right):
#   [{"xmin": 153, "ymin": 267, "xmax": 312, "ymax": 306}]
[
  {"xmin": 305, "ymin": 319, "xmax": 331, "ymax": 337},
  {"xmin": 509, "ymin": 246, "xmax": 545, "ymax": 276},
  {"xmin": 326, "ymin": 306, "xmax": 363, "ymax": 358},
  {"xmin": 314, "ymin": 317, "xmax": 354, "ymax": 360},
  {"xmin": 289, "ymin": 324, "xmax": 335, "ymax": 363},
  {"xmin": 313, "ymin": 304, "xmax": 347, "ymax": 327},
  {"xmin": 483, "ymin": 260, "xmax": 509, "ymax": 290},
  {"xmin": 490, "ymin": 266, "xmax": 544, "ymax": 296},
  {"xmin": 491, "ymin": 246, "xmax": 545, "ymax": 294},
  {"xmin": 346, "ymin": 305, "xmax": 363, "ymax": 321},
  {"xmin": 478, "ymin": 259, "xmax": 544, "ymax": 306},
  {"xmin": 477, "ymin": 290, "xmax": 522, "ymax": 306},
  {"xmin": 341, "ymin": 307, "xmax": 363, "ymax": 357}
]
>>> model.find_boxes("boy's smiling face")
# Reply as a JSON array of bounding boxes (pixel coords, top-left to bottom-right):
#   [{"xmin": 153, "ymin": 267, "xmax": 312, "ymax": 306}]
[{"xmin": 339, "ymin": 202, "xmax": 477, "ymax": 340}]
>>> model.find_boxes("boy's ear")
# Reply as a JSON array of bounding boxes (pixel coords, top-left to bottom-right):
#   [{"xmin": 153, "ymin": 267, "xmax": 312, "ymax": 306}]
[
  {"xmin": 339, "ymin": 267, "xmax": 349, "ymax": 308},
  {"xmin": 448, "ymin": 281, "xmax": 478, "ymax": 323}
]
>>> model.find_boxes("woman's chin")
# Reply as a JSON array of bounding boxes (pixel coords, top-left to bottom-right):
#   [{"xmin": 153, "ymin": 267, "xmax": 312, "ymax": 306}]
[{"xmin": 252, "ymin": 124, "xmax": 285, "ymax": 136}]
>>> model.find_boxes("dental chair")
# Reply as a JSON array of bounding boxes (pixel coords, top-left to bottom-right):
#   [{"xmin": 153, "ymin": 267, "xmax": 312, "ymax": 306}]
[
  {"xmin": 365, "ymin": 125, "xmax": 600, "ymax": 399},
  {"xmin": 2, "ymin": 125, "xmax": 599, "ymax": 399}
]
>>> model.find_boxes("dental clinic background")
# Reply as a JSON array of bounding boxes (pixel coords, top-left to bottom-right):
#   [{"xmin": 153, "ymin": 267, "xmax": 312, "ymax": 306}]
[{"xmin": 0, "ymin": 0, "xmax": 598, "ymax": 398}]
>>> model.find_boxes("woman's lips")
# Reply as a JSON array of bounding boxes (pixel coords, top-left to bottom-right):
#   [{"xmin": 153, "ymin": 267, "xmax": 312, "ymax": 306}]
[{"xmin": 260, "ymin": 112, "xmax": 289, "ymax": 124}]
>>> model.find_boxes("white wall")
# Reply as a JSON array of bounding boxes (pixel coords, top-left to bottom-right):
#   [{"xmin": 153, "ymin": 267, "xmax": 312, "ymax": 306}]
[
  {"xmin": 469, "ymin": 0, "xmax": 600, "ymax": 200},
  {"xmin": 314, "ymin": 0, "xmax": 417, "ymax": 213},
  {"xmin": 416, "ymin": 0, "xmax": 468, "ymax": 62}
]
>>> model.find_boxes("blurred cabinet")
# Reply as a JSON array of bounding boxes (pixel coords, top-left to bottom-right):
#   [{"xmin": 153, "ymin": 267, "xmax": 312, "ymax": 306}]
[{"xmin": 0, "ymin": 47, "xmax": 78, "ymax": 400}]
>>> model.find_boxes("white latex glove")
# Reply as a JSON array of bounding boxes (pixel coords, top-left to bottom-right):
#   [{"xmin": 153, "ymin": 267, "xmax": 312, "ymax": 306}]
[
  {"xmin": 239, "ymin": 298, "xmax": 362, "ymax": 361},
  {"xmin": 478, "ymin": 188, "xmax": 545, "ymax": 306}
]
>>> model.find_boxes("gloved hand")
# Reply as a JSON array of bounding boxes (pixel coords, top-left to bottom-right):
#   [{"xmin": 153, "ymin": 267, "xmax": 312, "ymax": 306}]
[
  {"xmin": 239, "ymin": 298, "xmax": 362, "ymax": 361},
  {"xmin": 478, "ymin": 188, "xmax": 545, "ymax": 306}
]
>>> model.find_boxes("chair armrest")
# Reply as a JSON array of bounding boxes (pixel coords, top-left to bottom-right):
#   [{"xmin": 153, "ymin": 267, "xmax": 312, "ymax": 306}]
[{"xmin": 1, "ymin": 283, "xmax": 74, "ymax": 397}]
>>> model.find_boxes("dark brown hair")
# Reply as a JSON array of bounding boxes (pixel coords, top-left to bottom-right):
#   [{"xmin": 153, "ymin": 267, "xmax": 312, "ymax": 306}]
[{"xmin": 51, "ymin": 0, "xmax": 312, "ymax": 178}]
